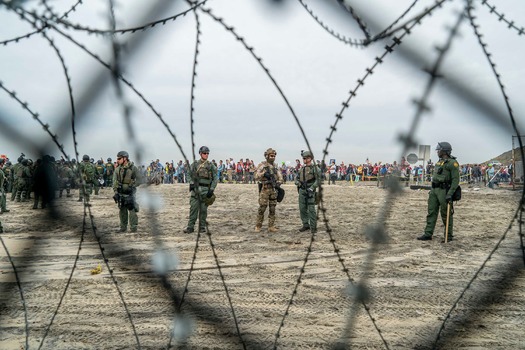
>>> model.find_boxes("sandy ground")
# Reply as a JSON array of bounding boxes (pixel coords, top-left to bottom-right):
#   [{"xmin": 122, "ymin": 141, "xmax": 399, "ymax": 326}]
[{"xmin": 0, "ymin": 182, "xmax": 524, "ymax": 350}]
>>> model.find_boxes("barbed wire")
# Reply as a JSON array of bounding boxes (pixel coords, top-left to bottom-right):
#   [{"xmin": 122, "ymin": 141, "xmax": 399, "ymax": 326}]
[
  {"xmin": 0, "ymin": 0, "xmax": 82, "ymax": 46},
  {"xmin": 466, "ymin": 0, "xmax": 525, "ymax": 261},
  {"xmin": 481, "ymin": 0, "xmax": 525, "ymax": 36},
  {"xmin": 37, "ymin": 0, "xmax": 209, "ymax": 36},
  {"xmin": 0, "ymin": 1, "xmax": 524, "ymax": 349},
  {"xmin": 297, "ymin": 0, "xmax": 366, "ymax": 47}
]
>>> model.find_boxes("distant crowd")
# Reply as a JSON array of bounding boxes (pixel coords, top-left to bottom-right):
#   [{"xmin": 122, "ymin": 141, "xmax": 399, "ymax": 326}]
[{"xmin": 0, "ymin": 153, "xmax": 515, "ymax": 196}]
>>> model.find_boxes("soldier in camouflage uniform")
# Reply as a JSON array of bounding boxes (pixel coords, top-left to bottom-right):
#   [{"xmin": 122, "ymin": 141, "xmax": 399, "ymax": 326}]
[
  {"xmin": 10, "ymin": 155, "xmax": 24, "ymax": 201},
  {"xmin": 417, "ymin": 142, "xmax": 460, "ymax": 242},
  {"xmin": 3, "ymin": 161, "xmax": 12, "ymax": 194},
  {"xmin": 183, "ymin": 146, "xmax": 218, "ymax": 234},
  {"xmin": 295, "ymin": 150, "xmax": 321, "ymax": 234},
  {"xmin": 112, "ymin": 151, "xmax": 140, "ymax": 232},
  {"xmin": 78, "ymin": 154, "xmax": 96, "ymax": 202},
  {"xmin": 255, "ymin": 148, "xmax": 283, "ymax": 233},
  {"xmin": 94, "ymin": 160, "xmax": 105, "ymax": 195},
  {"xmin": 15, "ymin": 159, "xmax": 32, "ymax": 202},
  {"xmin": 58, "ymin": 161, "xmax": 75, "ymax": 198},
  {"xmin": 105, "ymin": 158, "xmax": 115, "ymax": 188},
  {"xmin": 0, "ymin": 158, "xmax": 10, "ymax": 213}
]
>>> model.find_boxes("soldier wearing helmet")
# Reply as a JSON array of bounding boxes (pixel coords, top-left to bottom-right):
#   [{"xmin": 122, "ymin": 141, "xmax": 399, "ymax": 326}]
[
  {"xmin": 295, "ymin": 150, "xmax": 321, "ymax": 233},
  {"xmin": 417, "ymin": 142, "xmax": 460, "ymax": 242},
  {"xmin": 105, "ymin": 157, "xmax": 115, "ymax": 188},
  {"xmin": 0, "ymin": 158, "xmax": 10, "ymax": 213},
  {"xmin": 254, "ymin": 148, "xmax": 284, "ymax": 233},
  {"xmin": 93, "ymin": 159, "xmax": 105, "ymax": 195},
  {"xmin": 183, "ymin": 146, "xmax": 218, "ymax": 234},
  {"xmin": 113, "ymin": 151, "xmax": 140, "ymax": 232},
  {"xmin": 77, "ymin": 154, "xmax": 96, "ymax": 202},
  {"xmin": 13, "ymin": 158, "xmax": 32, "ymax": 202}
]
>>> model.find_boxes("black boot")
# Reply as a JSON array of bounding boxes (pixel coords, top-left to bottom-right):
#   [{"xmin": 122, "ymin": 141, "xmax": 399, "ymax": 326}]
[
  {"xmin": 417, "ymin": 234, "xmax": 432, "ymax": 241},
  {"xmin": 298, "ymin": 225, "xmax": 310, "ymax": 232}
]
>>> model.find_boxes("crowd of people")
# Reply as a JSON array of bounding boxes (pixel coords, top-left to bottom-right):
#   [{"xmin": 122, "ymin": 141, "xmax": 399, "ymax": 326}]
[
  {"xmin": 0, "ymin": 148, "xmax": 515, "ymax": 236},
  {"xmin": 139, "ymin": 156, "xmax": 514, "ymax": 187}
]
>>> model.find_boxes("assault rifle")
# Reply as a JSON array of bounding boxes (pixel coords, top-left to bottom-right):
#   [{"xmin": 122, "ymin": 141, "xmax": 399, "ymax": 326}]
[{"xmin": 262, "ymin": 167, "xmax": 285, "ymax": 202}]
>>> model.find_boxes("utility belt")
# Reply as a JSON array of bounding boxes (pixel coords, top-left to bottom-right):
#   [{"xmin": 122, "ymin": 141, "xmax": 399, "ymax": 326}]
[
  {"xmin": 198, "ymin": 182, "xmax": 210, "ymax": 188},
  {"xmin": 431, "ymin": 182, "xmax": 449, "ymax": 189}
]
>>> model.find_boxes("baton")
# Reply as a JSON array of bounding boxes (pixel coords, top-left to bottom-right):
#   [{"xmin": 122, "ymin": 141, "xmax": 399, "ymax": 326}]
[{"xmin": 444, "ymin": 202, "xmax": 451, "ymax": 243}]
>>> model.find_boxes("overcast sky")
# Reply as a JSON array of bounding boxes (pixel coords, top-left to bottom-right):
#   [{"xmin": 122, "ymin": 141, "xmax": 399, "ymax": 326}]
[{"xmin": 0, "ymin": 0, "xmax": 524, "ymax": 166}]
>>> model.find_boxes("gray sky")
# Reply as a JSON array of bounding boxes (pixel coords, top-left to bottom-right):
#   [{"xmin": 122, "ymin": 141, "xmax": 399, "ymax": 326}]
[{"xmin": 0, "ymin": 0, "xmax": 524, "ymax": 166}]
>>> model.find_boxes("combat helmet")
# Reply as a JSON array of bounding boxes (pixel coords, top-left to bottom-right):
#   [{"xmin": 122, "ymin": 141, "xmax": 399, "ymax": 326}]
[
  {"xmin": 117, "ymin": 151, "xmax": 129, "ymax": 158},
  {"xmin": 199, "ymin": 146, "xmax": 210, "ymax": 154},
  {"xmin": 107, "ymin": 157, "xmax": 112, "ymax": 162},
  {"xmin": 301, "ymin": 150, "xmax": 314, "ymax": 159},
  {"xmin": 82, "ymin": 154, "xmax": 90, "ymax": 161},
  {"xmin": 435, "ymin": 142, "xmax": 452, "ymax": 155},
  {"xmin": 264, "ymin": 148, "xmax": 277, "ymax": 158}
]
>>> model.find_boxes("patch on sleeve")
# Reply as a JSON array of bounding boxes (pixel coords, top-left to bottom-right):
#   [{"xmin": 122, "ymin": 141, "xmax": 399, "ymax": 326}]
[{"xmin": 453, "ymin": 161, "xmax": 459, "ymax": 167}]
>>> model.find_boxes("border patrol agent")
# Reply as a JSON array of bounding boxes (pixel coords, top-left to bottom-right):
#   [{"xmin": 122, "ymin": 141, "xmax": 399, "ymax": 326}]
[
  {"xmin": 418, "ymin": 142, "xmax": 460, "ymax": 242},
  {"xmin": 113, "ymin": 151, "xmax": 140, "ymax": 232},
  {"xmin": 295, "ymin": 150, "xmax": 321, "ymax": 234},
  {"xmin": 183, "ymin": 146, "xmax": 218, "ymax": 233}
]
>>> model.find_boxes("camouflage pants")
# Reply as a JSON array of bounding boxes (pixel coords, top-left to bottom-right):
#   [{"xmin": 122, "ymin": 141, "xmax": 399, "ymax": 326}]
[
  {"xmin": 256, "ymin": 187, "xmax": 277, "ymax": 228},
  {"xmin": 79, "ymin": 183, "xmax": 93, "ymax": 202}
]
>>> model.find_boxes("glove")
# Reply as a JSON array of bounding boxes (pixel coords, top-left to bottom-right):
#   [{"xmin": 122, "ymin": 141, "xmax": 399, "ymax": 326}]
[
  {"xmin": 275, "ymin": 183, "xmax": 281, "ymax": 189},
  {"xmin": 206, "ymin": 190, "xmax": 214, "ymax": 198},
  {"xmin": 189, "ymin": 184, "xmax": 195, "ymax": 192},
  {"xmin": 264, "ymin": 171, "xmax": 272, "ymax": 179},
  {"xmin": 445, "ymin": 194, "xmax": 452, "ymax": 203},
  {"xmin": 437, "ymin": 167, "xmax": 443, "ymax": 175},
  {"xmin": 113, "ymin": 193, "xmax": 120, "ymax": 203}
]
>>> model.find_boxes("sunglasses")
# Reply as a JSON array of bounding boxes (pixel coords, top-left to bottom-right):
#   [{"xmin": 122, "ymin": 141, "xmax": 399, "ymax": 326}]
[
  {"xmin": 117, "ymin": 157, "xmax": 122, "ymax": 160},
  {"xmin": 201, "ymin": 152, "xmax": 209, "ymax": 155}
]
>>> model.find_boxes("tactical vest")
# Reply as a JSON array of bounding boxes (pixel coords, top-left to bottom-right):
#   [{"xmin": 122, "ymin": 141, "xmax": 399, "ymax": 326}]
[
  {"xmin": 194, "ymin": 160, "xmax": 212, "ymax": 186},
  {"xmin": 81, "ymin": 162, "xmax": 95, "ymax": 181},
  {"xmin": 96, "ymin": 165, "xmax": 104, "ymax": 175},
  {"xmin": 116, "ymin": 165, "xmax": 135, "ymax": 194},
  {"xmin": 106, "ymin": 163, "xmax": 114, "ymax": 176},
  {"xmin": 299, "ymin": 165, "xmax": 317, "ymax": 184}
]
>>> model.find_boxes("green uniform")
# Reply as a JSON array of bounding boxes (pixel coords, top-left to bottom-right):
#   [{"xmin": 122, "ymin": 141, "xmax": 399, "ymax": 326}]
[
  {"xmin": 186, "ymin": 159, "xmax": 217, "ymax": 232},
  {"xmin": 58, "ymin": 163, "xmax": 75, "ymax": 197},
  {"xmin": 113, "ymin": 161, "xmax": 140, "ymax": 232},
  {"xmin": 0, "ymin": 168, "xmax": 8, "ymax": 212},
  {"xmin": 423, "ymin": 157, "xmax": 460, "ymax": 239},
  {"xmin": 10, "ymin": 162, "xmax": 21, "ymax": 201},
  {"xmin": 94, "ymin": 163, "xmax": 105, "ymax": 195},
  {"xmin": 295, "ymin": 163, "xmax": 321, "ymax": 233},
  {"xmin": 105, "ymin": 162, "xmax": 115, "ymax": 187},
  {"xmin": 78, "ymin": 161, "xmax": 96, "ymax": 202},
  {"xmin": 15, "ymin": 163, "xmax": 31, "ymax": 202}
]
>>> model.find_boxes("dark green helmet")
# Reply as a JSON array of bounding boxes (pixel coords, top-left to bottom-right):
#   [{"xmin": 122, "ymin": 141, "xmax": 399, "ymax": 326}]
[
  {"xmin": 117, "ymin": 151, "xmax": 129, "ymax": 158},
  {"xmin": 82, "ymin": 154, "xmax": 90, "ymax": 161},
  {"xmin": 199, "ymin": 146, "xmax": 210, "ymax": 154},
  {"xmin": 301, "ymin": 150, "xmax": 313, "ymax": 158},
  {"xmin": 435, "ymin": 142, "xmax": 452, "ymax": 152}
]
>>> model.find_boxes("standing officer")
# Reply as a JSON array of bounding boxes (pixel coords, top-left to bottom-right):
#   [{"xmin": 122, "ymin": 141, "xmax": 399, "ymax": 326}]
[
  {"xmin": 417, "ymin": 142, "xmax": 460, "ymax": 242},
  {"xmin": 113, "ymin": 151, "xmax": 140, "ymax": 232},
  {"xmin": 183, "ymin": 146, "xmax": 218, "ymax": 233},
  {"xmin": 0, "ymin": 158, "xmax": 10, "ymax": 213},
  {"xmin": 255, "ymin": 148, "xmax": 284, "ymax": 233},
  {"xmin": 295, "ymin": 150, "xmax": 321, "ymax": 234},
  {"xmin": 105, "ymin": 158, "xmax": 115, "ymax": 188},
  {"xmin": 78, "ymin": 154, "xmax": 96, "ymax": 202}
]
